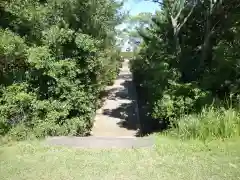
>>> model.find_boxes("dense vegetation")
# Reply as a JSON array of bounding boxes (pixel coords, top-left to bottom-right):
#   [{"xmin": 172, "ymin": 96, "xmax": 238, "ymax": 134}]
[
  {"xmin": 0, "ymin": 0, "xmax": 123, "ymax": 140},
  {"xmin": 131, "ymin": 0, "xmax": 240, "ymax": 139}
]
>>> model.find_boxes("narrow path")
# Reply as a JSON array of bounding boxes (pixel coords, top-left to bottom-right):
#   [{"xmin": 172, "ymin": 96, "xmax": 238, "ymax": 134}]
[
  {"xmin": 91, "ymin": 59, "xmax": 140, "ymax": 137},
  {"xmin": 46, "ymin": 59, "xmax": 154, "ymax": 148}
]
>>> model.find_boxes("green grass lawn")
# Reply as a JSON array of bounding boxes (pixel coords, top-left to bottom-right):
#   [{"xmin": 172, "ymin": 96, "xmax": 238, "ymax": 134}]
[
  {"xmin": 120, "ymin": 52, "xmax": 134, "ymax": 59},
  {"xmin": 1, "ymin": 135, "xmax": 240, "ymax": 180}
]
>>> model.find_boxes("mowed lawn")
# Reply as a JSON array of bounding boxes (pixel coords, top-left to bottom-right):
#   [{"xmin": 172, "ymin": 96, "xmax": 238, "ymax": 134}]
[{"xmin": 1, "ymin": 135, "xmax": 240, "ymax": 180}]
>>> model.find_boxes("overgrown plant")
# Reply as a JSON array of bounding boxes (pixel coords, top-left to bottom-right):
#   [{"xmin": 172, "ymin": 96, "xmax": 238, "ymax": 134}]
[
  {"xmin": 0, "ymin": 0, "xmax": 124, "ymax": 140},
  {"xmin": 171, "ymin": 106, "xmax": 240, "ymax": 140},
  {"xmin": 131, "ymin": 0, "xmax": 240, "ymax": 139}
]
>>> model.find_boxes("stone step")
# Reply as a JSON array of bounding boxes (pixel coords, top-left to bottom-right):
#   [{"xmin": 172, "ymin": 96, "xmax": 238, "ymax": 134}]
[{"xmin": 45, "ymin": 136, "xmax": 154, "ymax": 149}]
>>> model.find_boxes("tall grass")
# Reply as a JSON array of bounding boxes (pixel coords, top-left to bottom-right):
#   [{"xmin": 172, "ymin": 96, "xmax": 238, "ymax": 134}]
[{"xmin": 171, "ymin": 106, "xmax": 240, "ymax": 140}]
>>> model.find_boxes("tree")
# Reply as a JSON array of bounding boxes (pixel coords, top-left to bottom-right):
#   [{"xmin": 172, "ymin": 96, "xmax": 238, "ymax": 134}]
[
  {"xmin": 131, "ymin": 0, "xmax": 240, "ymax": 127},
  {"xmin": 122, "ymin": 12, "xmax": 153, "ymax": 50},
  {"xmin": 0, "ymin": 0, "xmax": 124, "ymax": 139}
]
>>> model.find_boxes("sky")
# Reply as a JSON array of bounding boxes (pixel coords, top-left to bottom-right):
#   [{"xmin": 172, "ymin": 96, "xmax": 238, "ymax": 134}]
[
  {"xmin": 117, "ymin": 0, "xmax": 160, "ymax": 30},
  {"xmin": 118, "ymin": 0, "xmax": 160, "ymax": 50},
  {"xmin": 123, "ymin": 0, "xmax": 160, "ymax": 16}
]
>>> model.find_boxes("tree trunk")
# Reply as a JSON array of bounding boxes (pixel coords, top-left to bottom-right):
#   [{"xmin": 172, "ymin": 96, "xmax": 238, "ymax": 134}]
[{"xmin": 198, "ymin": 4, "xmax": 214, "ymax": 77}]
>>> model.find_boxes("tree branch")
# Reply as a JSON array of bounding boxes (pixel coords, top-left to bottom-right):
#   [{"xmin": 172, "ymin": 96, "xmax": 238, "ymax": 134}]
[{"xmin": 177, "ymin": 2, "xmax": 196, "ymax": 32}]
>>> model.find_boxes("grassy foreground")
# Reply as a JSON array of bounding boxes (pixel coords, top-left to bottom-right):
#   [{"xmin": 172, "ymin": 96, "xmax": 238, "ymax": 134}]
[{"xmin": 1, "ymin": 135, "xmax": 240, "ymax": 180}]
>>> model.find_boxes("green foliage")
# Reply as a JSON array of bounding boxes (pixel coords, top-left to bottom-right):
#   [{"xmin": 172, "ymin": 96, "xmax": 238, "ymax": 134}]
[
  {"xmin": 171, "ymin": 107, "xmax": 240, "ymax": 140},
  {"xmin": 120, "ymin": 52, "xmax": 134, "ymax": 59},
  {"xmin": 131, "ymin": 0, "xmax": 240, "ymax": 139},
  {"xmin": 0, "ymin": 29, "xmax": 27, "ymax": 84},
  {"xmin": 0, "ymin": 0, "xmax": 123, "ymax": 140},
  {"xmin": 152, "ymin": 83, "xmax": 213, "ymax": 121}
]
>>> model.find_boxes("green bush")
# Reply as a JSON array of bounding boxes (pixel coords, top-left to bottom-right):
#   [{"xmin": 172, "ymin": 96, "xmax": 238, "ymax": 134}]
[
  {"xmin": 152, "ymin": 83, "xmax": 213, "ymax": 121},
  {"xmin": 131, "ymin": 1, "xmax": 240, "ymax": 140},
  {"xmin": 0, "ymin": 0, "xmax": 123, "ymax": 140}
]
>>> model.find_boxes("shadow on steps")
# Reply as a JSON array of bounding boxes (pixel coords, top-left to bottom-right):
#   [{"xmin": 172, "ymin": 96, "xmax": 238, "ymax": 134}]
[{"xmin": 102, "ymin": 79, "xmax": 141, "ymax": 136}]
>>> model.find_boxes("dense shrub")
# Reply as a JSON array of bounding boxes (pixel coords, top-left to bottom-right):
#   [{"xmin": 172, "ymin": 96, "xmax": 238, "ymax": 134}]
[
  {"xmin": 131, "ymin": 0, "xmax": 240, "ymax": 138},
  {"xmin": 0, "ymin": 0, "xmax": 123, "ymax": 140}
]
